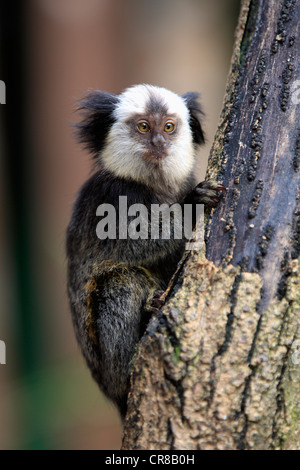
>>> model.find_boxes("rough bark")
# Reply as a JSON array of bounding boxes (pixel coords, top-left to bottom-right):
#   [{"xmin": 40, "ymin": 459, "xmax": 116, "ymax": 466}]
[{"xmin": 122, "ymin": 0, "xmax": 300, "ymax": 450}]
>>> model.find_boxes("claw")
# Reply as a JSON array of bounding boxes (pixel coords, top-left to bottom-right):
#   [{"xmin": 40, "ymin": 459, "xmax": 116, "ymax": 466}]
[
  {"xmin": 152, "ymin": 297, "xmax": 164, "ymax": 308},
  {"xmin": 151, "ymin": 290, "xmax": 165, "ymax": 313},
  {"xmin": 190, "ymin": 180, "xmax": 226, "ymax": 208},
  {"xmin": 151, "ymin": 307, "xmax": 160, "ymax": 316},
  {"xmin": 216, "ymin": 183, "xmax": 227, "ymax": 192}
]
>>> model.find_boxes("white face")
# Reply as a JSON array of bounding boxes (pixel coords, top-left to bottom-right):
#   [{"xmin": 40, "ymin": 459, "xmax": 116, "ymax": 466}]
[{"xmin": 100, "ymin": 85, "xmax": 196, "ymax": 195}]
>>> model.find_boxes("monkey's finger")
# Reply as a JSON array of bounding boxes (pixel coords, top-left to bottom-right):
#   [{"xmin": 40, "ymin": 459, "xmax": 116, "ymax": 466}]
[
  {"xmin": 196, "ymin": 181, "xmax": 227, "ymax": 191},
  {"xmin": 194, "ymin": 187, "xmax": 221, "ymax": 198},
  {"xmin": 151, "ymin": 290, "xmax": 165, "ymax": 309},
  {"xmin": 152, "ymin": 298, "xmax": 164, "ymax": 308},
  {"xmin": 151, "ymin": 307, "xmax": 161, "ymax": 316},
  {"xmin": 216, "ymin": 183, "xmax": 227, "ymax": 192}
]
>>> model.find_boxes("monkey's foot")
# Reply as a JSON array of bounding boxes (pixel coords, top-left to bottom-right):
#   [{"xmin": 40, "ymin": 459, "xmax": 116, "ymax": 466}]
[
  {"xmin": 194, "ymin": 181, "xmax": 226, "ymax": 207},
  {"xmin": 151, "ymin": 290, "xmax": 165, "ymax": 315}
]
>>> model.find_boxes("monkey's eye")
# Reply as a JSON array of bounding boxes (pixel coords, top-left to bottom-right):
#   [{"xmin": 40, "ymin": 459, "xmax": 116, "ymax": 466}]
[
  {"xmin": 137, "ymin": 121, "xmax": 150, "ymax": 133},
  {"xmin": 164, "ymin": 121, "xmax": 176, "ymax": 133}
]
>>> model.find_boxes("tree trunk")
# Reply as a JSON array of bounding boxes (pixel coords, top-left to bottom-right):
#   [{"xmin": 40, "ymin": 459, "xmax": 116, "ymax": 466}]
[{"xmin": 122, "ymin": 0, "xmax": 300, "ymax": 450}]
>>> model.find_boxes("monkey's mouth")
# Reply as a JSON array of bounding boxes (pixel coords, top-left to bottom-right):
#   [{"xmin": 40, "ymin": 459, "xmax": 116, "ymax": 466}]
[{"xmin": 144, "ymin": 150, "xmax": 168, "ymax": 164}]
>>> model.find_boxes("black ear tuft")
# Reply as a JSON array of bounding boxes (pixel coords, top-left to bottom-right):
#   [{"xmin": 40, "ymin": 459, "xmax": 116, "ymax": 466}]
[
  {"xmin": 182, "ymin": 92, "xmax": 205, "ymax": 145},
  {"xmin": 74, "ymin": 91, "xmax": 119, "ymax": 157}
]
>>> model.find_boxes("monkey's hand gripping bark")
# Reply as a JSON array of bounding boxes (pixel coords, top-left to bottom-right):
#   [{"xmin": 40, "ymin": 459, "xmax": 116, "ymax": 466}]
[{"xmin": 188, "ymin": 181, "xmax": 226, "ymax": 207}]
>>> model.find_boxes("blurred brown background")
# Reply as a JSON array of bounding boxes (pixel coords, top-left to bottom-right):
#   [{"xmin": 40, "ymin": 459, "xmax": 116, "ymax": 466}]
[{"xmin": 0, "ymin": 0, "xmax": 239, "ymax": 449}]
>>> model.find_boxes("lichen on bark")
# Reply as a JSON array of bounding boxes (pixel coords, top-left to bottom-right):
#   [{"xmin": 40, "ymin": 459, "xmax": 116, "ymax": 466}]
[{"xmin": 122, "ymin": 0, "xmax": 300, "ymax": 450}]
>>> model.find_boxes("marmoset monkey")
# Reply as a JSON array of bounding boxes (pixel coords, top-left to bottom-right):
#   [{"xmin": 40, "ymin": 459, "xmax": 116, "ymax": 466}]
[{"xmin": 66, "ymin": 84, "xmax": 224, "ymax": 418}]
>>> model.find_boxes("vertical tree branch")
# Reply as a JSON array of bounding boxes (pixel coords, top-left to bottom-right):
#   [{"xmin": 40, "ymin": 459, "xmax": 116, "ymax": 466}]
[{"xmin": 122, "ymin": 0, "xmax": 300, "ymax": 450}]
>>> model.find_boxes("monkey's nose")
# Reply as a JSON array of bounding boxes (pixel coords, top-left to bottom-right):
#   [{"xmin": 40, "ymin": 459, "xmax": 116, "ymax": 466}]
[{"xmin": 151, "ymin": 133, "xmax": 166, "ymax": 148}]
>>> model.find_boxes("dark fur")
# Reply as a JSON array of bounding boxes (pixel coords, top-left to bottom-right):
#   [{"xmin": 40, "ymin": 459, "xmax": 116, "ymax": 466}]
[
  {"xmin": 67, "ymin": 171, "xmax": 187, "ymax": 417},
  {"xmin": 182, "ymin": 92, "xmax": 205, "ymax": 145},
  {"xmin": 74, "ymin": 91, "xmax": 119, "ymax": 157},
  {"xmin": 67, "ymin": 87, "xmax": 221, "ymax": 418}
]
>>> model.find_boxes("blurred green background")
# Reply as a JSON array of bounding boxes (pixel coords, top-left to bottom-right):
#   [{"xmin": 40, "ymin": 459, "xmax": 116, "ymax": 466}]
[{"xmin": 0, "ymin": 0, "xmax": 239, "ymax": 450}]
